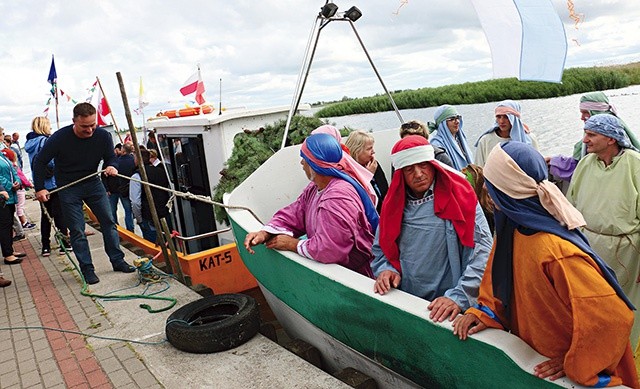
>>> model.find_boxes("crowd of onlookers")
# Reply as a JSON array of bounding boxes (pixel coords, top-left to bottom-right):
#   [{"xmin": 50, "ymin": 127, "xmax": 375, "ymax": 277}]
[
  {"xmin": 0, "ymin": 104, "xmax": 172, "ymax": 287},
  {"xmin": 103, "ymin": 135, "xmax": 172, "ymax": 244}
]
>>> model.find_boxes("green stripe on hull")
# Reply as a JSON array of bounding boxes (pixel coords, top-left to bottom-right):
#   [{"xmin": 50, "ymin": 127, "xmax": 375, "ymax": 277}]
[{"xmin": 230, "ymin": 219, "xmax": 559, "ymax": 388}]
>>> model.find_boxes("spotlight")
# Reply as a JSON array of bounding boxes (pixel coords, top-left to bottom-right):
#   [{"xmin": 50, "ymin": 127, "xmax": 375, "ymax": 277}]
[
  {"xmin": 320, "ymin": 3, "xmax": 339, "ymax": 18},
  {"xmin": 344, "ymin": 6, "xmax": 362, "ymax": 22}
]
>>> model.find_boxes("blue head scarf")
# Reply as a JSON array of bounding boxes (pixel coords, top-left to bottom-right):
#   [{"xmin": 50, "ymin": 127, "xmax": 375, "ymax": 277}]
[
  {"xmin": 428, "ymin": 105, "xmax": 474, "ymax": 171},
  {"xmin": 300, "ymin": 133, "xmax": 379, "ymax": 231},
  {"xmin": 584, "ymin": 114, "xmax": 638, "ymax": 151},
  {"xmin": 485, "ymin": 141, "xmax": 634, "ymax": 319},
  {"xmin": 475, "ymin": 100, "xmax": 532, "ymax": 147}
]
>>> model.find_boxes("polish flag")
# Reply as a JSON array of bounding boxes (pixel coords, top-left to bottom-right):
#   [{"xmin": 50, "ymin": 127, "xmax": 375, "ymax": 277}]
[
  {"xmin": 180, "ymin": 69, "xmax": 206, "ymax": 105},
  {"xmin": 95, "ymin": 88, "xmax": 111, "ymax": 126}
]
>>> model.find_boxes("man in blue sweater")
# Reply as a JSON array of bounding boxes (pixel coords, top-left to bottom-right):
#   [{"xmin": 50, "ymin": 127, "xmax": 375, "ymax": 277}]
[{"xmin": 32, "ymin": 103, "xmax": 135, "ymax": 284}]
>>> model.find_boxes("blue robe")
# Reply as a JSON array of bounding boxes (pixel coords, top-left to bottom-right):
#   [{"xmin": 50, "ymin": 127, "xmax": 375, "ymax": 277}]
[{"xmin": 371, "ymin": 190, "xmax": 493, "ymax": 310}]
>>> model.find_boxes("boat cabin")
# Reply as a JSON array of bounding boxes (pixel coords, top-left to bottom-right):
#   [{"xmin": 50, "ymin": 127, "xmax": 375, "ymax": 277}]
[{"xmin": 146, "ymin": 105, "xmax": 310, "ymax": 252}]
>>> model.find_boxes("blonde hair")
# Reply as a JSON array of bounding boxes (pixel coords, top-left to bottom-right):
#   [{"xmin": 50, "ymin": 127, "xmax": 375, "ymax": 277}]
[
  {"xmin": 399, "ymin": 120, "xmax": 429, "ymax": 139},
  {"xmin": 344, "ymin": 130, "xmax": 374, "ymax": 161},
  {"xmin": 461, "ymin": 164, "xmax": 494, "ymax": 215},
  {"xmin": 31, "ymin": 116, "xmax": 52, "ymax": 136}
]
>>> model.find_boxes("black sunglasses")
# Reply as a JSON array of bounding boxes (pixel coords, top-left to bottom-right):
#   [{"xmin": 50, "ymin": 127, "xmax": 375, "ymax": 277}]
[
  {"xmin": 401, "ymin": 122, "xmax": 420, "ymax": 130},
  {"xmin": 446, "ymin": 115, "xmax": 461, "ymax": 122}
]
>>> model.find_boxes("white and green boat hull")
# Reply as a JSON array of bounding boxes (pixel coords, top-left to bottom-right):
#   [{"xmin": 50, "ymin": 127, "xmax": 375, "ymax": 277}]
[{"xmin": 224, "ymin": 129, "xmax": 602, "ymax": 389}]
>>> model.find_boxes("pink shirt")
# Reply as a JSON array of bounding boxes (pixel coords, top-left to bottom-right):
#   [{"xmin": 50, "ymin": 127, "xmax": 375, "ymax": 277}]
[{"xmin": 264, "ymin": 178, "xmax": 375, "ymax": 277}]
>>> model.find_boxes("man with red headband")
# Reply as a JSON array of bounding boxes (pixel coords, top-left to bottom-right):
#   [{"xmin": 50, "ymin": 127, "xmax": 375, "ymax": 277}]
[
  {"xmin": 371, "ymin": 135, "xmax": 492, "ymax": 322},
  {"xmin": 244, "ymin": 133, "xmax": 378, "ymax": 277}
]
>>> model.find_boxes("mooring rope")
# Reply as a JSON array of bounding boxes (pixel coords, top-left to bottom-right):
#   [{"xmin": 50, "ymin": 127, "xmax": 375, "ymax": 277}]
[
  {"xmin": 36, "ymin": 167, "xmax": 264, "ymax": 314},
  {"xmin": 45, "ymin": 169, "xmax": 264, "ymax": 224},
  {"xmin": 39, "ymin": 203, "xmax": 178, "ymax": 313}
]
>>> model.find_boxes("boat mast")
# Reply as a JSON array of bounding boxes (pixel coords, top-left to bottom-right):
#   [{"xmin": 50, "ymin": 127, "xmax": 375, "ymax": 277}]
[{"xmin": 281, "ymin": 1, "xmax": 404, "ymax": 150}]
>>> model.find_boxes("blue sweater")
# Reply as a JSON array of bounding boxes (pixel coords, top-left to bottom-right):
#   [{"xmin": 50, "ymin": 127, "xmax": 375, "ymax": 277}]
[{"xmin": 32, "ymin": 125, "xmax": 118, "ymax": 191}]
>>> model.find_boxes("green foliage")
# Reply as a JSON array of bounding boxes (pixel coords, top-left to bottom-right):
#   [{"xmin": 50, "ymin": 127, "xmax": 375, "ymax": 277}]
[
  {"xmin": 315, "ymin": 63, "xmax": 640, "ymax": 117},
  {"xmin": 213, "ymin": 115, "xmax": 333, "ymax": 223}
]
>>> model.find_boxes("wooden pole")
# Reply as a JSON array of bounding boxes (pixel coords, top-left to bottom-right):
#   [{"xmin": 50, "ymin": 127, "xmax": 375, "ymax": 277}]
[
  {"xmin": 115, "ymin": 72, "xmax": 185, "ymax": 284},
  {"xmin": 159, "ymin": 218, "xmax": 189, "ymax": 286},
  {"xmin": 96, "ymin": 76, "xmax": 124, "ymax": 144}
]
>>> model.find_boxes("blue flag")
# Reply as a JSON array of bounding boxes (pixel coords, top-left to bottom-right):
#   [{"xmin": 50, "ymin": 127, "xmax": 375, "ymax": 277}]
[{"xmin": 47, "ymin": 55, "xmax": 57, "ymax": 85}]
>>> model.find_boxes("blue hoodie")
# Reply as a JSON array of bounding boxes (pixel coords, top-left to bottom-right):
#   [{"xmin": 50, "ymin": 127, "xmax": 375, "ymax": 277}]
[{"xmin": 24, "ymin": 132, "xmax": 57, "ymax": 190}]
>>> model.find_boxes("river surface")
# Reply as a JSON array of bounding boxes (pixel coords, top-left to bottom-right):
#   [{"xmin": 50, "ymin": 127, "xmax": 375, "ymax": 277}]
[
  {"xmin": 18, "ymin": 86, "xmax": 640, "ymax": 177},
  {"xmin": 325, "ymin": 85, "xmax": 640, "ymax": 158}
]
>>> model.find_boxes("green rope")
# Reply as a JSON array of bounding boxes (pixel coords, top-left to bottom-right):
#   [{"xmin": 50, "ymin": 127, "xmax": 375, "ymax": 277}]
[
  {"xmin": 0, "ymin": 325, "xmax": 167, "ymax": 345},
  {"xmin": 50, "ymin": 215, "xmax": 177, "ymax": 314}
]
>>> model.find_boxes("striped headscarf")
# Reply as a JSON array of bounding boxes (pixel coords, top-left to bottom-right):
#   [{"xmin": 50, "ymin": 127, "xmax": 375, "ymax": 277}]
[
  {"xmin": 310, "ymin": 125, "xmax": 377, "ymax": 206},
  {"xmin": 475, "ymin": 100, "xmax": 532, "ymax": 146},
  {"xmin": 300, "ymin": 133, "xmax": 379, "ymax": 231}
]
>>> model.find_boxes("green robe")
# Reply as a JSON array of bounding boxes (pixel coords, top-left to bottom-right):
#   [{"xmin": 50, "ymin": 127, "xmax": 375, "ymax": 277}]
[{"xmin": 567, "ymin": 150, "xmax": 640, "ymax": 347}]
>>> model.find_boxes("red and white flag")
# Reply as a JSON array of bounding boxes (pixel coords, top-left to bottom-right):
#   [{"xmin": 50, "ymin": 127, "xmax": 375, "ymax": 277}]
[
  {"xmin": 93, "ymin": 87, "xmax": 111, "ymax": 126},
  {"xmin": 180, "ymin": 68, "xmax": 206, "ymax": 105}
]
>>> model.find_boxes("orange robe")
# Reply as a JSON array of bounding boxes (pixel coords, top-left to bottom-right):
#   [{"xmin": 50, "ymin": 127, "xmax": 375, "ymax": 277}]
[{"xmin": 467, "ymin": 230, "xmax": 638, "ymax": 388}]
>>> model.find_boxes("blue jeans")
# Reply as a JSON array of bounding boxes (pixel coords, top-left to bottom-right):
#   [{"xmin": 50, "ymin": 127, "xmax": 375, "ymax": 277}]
[
  {"xmin": 59, "ymin": 178, "xmax": 125, "ymax": 273},
  {"xmin": 108, "ymin": 193, "xmax": 134, "ymax": 232},
  {"xmin": 139, "ymin": 217, "xmax": 173, "ymax": 244},
  {"xmin": 139, "ymin": 219, "xmax": 157, "ymax": 243}
]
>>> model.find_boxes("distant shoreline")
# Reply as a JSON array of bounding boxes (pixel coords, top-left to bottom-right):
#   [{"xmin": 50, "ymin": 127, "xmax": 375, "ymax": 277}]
[{"xmin": 315, "ymin": 62, "xmax": 640, "ymax": 118}]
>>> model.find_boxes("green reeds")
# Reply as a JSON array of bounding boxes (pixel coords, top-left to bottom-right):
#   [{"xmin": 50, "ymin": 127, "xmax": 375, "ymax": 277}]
[
  {"xmin": 213, "ymin": 115, "xmax": 349, "ymax": 223},
  {"xmin": 315, "ymin": 63, "xmax": 640, "ymax": 118}
]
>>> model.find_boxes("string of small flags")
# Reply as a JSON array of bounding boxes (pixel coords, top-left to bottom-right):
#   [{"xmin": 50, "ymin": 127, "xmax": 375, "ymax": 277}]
[{"xmin": 43, "ymin": 81, "xmax": 97, "ymax": 115}]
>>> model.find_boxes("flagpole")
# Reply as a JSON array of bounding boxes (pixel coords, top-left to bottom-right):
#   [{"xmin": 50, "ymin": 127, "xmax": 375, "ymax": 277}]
[
  {"xmin": 138, "ymin": 76, "xmax": 148, "ymax": 145},
  {"xmin": 96, "ymin": 76, "xmax": 124, "ymax": 144},
  {"xmin": 54, "ymin": 82, "xmax": 60, "ymax": 130},
  {"xmin": 197, "ymin": 64, "xmax": 203, "ymax": 114},
  {"xmin": 219, "ymin": 78, "xmax": 222, "ymax": 115},
  {"xmin": 47, "ymin": 54, "xmax": 60, "ymax": 130}
]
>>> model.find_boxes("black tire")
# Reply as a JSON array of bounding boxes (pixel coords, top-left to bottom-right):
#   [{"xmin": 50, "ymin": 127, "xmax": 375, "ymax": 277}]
[{"xmin": 165, "ymin": 294, "xmax": 260, "ymax": 353}]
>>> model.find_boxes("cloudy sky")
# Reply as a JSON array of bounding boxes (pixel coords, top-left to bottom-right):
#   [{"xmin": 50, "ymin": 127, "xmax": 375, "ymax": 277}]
[{"xmin": 0, "ymin": 0, "xmax": 638, "ymax": 133}]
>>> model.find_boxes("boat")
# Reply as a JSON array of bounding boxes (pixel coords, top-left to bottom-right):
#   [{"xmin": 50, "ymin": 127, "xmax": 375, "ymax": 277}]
[
  {"xmin": 96, "ymin": 104, "xmax": 309, "ymax": 294},
  {"xmin": 223, "ymin": 128, "xmax": 604, "ymax": 388}
]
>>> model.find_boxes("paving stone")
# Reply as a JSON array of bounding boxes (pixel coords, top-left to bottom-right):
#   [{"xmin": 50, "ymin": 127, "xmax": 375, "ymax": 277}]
[
  {"xmin": 108, "ymin": 368, "xmax": 134, "ymax": 387},
  {"xmin": 0, "ymin": 371, "xmax": 20, "ymax": 387},
  {"xmin": 131, "ymin": 369, "xmax": 159, "ymax": 387},
  {"xmin": 41, "ymin": 370, "xmax": 65, "ymax": 387},
  {"xmin": 100, "ymin": 356, "xmax": 123, "ymax": 374},
  {"xmin": 20, "ymin": 369, "xmax": 42, "ymax": 387}
]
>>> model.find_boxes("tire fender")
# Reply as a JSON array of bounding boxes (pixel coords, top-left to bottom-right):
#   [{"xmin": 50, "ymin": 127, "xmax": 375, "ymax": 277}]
[{"xmin": 165, "ymin": 293, "xmax": 260, "ymax": 353}]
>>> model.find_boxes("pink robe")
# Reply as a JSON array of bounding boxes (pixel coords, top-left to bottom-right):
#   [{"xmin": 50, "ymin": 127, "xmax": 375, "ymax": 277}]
[{"xmin": 264, "ymin": 178, "xmax": 375, "ymax": 277}]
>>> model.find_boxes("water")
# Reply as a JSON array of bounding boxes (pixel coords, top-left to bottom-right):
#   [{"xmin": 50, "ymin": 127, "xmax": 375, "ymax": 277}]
[
  {"xmin": 18, "ymin": 86, "xmax": 640, "ymax": 177},
  {"xmin": 325, "ymin": 85, "xmax": 640, "ymax": 158}
]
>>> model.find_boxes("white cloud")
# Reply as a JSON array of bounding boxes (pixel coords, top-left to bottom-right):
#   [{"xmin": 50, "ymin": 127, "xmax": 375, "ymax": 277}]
[{"xmin": 0, "ymin": 0, "xmax": 638, "ymax": 134}]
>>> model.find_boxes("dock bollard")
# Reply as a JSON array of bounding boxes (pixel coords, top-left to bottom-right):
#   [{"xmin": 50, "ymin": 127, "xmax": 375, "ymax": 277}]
[
  {"xmin": 284, "ymin": 339, "xmax": 322, "ymax": 369},
  {"xmin": 333, "ymin": 367, "xmax": 377, "ymax": 389}
]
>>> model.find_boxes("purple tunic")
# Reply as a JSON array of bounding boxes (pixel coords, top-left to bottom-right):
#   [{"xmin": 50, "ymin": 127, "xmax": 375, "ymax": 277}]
[{"xmin": 263, "ymin": 178, "xmax": 375, "ymax": 277}]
